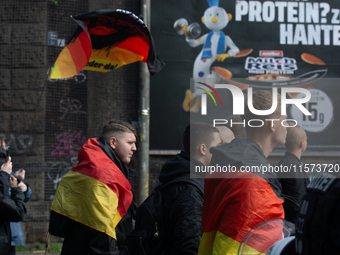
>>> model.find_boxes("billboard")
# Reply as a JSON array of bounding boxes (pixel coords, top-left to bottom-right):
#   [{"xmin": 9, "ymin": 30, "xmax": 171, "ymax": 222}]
[{"xmin": 150, "ymin": 0, "xmax": 340, "ymax": 152}]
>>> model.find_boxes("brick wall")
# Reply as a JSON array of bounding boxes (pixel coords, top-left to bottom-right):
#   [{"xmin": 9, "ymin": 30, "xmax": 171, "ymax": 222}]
[{"xmin": 0, "ymin": 0, "xmax": 144, "ymax": 243}]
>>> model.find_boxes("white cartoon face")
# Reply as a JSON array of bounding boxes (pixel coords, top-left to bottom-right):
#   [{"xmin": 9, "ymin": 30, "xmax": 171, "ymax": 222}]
[{"xmin": 203, "ymin": 6, "xmax": 229, "ymax": 31}]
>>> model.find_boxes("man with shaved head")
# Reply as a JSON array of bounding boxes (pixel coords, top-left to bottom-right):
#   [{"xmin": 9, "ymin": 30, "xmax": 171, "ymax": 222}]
[
  {"xmin": 216, "ymin": 126, "xmax": 235, "ymax": 144},
  {"xmin": 157, "ymin": 122, "xmax": 221, "ymax": 254},
  {"xmin": 225, "ymin": 114, "xmax": 247, "ymax": 139},
  {"xmin": 277, "ymin": 125, "xmax": 309, "ymax": 223}
]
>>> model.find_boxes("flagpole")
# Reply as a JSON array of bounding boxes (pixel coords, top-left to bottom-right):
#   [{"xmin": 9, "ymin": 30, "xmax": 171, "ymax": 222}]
[{"xmin": 138, "ymin": 0, "xmax": 151, "ymax": 205}]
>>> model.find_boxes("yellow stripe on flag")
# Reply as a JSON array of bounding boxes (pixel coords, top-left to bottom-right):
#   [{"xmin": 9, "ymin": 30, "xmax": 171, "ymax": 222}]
[
  {"xmin": 83, "ymin": 46, "xmax": 144, "ymax": 72},
  {"xmin": 50, "ymin": 47, "xmax": 78, "ymax": 79},
  {"xmin": 50, "ymin": 62, "xmax": 61, "ymax": 79},
  {"xmin": 51, "ymin": 170, "xmax": 121, "ymax": 239},
  {"xmin": 198, "ymin": 230, "xmax": 265, "ymax": 255},
  {"xmin": 198, "ymin": 230, "xmax": 216, "ymax": 255}
]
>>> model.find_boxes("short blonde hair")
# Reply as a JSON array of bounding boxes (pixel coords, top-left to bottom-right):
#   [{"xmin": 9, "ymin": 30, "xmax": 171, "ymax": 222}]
[
  {"xmin": 101, "ymin": 119, "xmax": 137, "ymax": 142},
  {"xmin": 244, "ymin": 90, "xmax": 281, "ymax": 120},
  {"xmin": 243, "ymin": 90, "xmax": 282, "ymax": 134}
]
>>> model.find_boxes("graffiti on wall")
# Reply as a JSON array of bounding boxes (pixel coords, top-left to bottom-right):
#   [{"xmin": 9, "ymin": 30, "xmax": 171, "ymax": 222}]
[
  {"xmin": 51, "ymin": 130, "xmax": 86, "ymax": 158},
  {"xmin": 46, "ymin": 156, "xmax": 78, "ymax": 200},
  {"xmin": 0, "ymin": 133, "xmax": 33, "ymax": 154},
  {"xmin": 59, "ymin": 98, "xmax": 87, "ymax": 120}
]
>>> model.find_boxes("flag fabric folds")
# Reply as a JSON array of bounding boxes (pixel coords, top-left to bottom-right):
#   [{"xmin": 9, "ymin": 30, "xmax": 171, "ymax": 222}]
[
  {"xmin": 198, "ymin": 171, "xmax": 285, "ymax": 255},
  {"xmin": 50, "ymin": 9, "xmax": 165, "ymax": 79},
  {"xmin": 50, "ymin": 138, "xmax": 133, "ymax": 240}
]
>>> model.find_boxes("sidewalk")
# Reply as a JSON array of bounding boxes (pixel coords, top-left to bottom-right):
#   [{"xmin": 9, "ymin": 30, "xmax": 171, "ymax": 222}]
[
  {"xmin": 15, "ymin": 240, "xmax": 63, "ymax": 255},
  {"xmin": 16, "ymin": 252, "xmax": 60, "ymax": 255}
]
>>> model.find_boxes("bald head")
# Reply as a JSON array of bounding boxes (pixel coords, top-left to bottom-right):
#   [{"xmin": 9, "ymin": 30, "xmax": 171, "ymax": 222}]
[
  {"xmin": 226, "ymin": 115, "xmax": 247, "ymax": 139},
  {"xmin": 216, "ymin": 126, "xmax": 235, "ymax": 144},
  {"xmin": 285, "ymin": 126, "xmax": 307, "ymax": 153}
]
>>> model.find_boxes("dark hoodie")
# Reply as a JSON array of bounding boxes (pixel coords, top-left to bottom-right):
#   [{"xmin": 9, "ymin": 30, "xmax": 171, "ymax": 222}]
[
  {"xmin": 209, "ymin": 138, "xmax": 282, "ymax": 198},
  {"xmin": 277, "ymin": 152, "xmax": 309, "ymax": 223},
  {"xmin": 159, "ymin": 151, "xmax": 204, "ymax": 255}
]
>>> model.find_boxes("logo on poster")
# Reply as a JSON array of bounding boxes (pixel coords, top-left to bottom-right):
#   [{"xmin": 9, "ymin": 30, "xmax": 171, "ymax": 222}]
[
  {"xmin": 197, "ymin": 83, "xmax": 312, "ymax": 127},
  {"xmin": 245, "ymin": 57, "xmax": 297, "ymax": 74},
  {"xmin": 260, "ymin": 51, "xmax": 283, "ymax": 57}
]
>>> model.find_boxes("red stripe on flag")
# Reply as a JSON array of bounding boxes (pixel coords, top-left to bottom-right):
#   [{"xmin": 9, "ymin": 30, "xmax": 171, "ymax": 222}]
[
  {"xmin": 70, "ymin": 139, "xmax": 131, "ymax": 196},
  {"xmin": 67, "ymin": 30, "xmax": 92, "ymax": 73},
  {"xmin": 116, "ymin": 37, "xmax": 150, "ymax": 63},
  {"xmin": 202, "ymin": 171, "xmax": 284, "ymax": 244},
  {"xmin": 78, "ymin": 30, "xmax": 92, "ymax": 60}
]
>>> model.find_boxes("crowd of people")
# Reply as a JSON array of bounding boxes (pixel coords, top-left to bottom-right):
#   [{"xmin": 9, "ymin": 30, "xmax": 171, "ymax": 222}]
[{"xmin": 1, "ymin": 90, "xmax": 339, "ymax": 254}]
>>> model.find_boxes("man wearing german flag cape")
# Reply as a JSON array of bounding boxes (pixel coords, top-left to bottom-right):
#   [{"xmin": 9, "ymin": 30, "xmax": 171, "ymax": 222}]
[
  {"xmin": 198, "ymin": 90, "xmax": 286, "ymax": 255},
  {"xmin": 49, "ymin": 120, "xmax": 137, "ymax": 255}
]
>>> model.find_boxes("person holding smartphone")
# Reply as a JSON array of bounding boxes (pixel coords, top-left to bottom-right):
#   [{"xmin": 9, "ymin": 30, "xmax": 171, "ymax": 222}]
[
  {"xmin": 0, "ymin": 139, "xmax": 31, "ymax": 255},
  {"xmin": 0, "ymin": 156, "xmax": 27, "ymax": 255}
]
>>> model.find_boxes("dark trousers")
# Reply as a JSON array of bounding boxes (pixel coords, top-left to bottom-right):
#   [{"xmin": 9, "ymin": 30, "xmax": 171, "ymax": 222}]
[{"xmin": 9, "ymin": 246, "xmax": 16, "ymax": 255}]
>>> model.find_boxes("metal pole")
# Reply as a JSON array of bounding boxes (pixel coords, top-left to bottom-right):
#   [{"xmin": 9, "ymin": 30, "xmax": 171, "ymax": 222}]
[{"xmin": 138, "ymin": 0, "xmax": 151, "ymax": 205}]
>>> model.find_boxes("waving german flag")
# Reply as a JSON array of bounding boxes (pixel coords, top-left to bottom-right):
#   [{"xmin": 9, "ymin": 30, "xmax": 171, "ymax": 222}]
[
  {"xmin": 50, "ymin": 9, "xmax": 165, "ymax": 79},
  {"xmin": 50, "ymin": 138, "xmax": 133, "ymax": 240}
]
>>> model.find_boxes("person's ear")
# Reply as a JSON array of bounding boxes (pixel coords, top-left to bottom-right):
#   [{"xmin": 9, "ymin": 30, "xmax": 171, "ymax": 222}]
[
  {"xmin": 299, "ymin": 141, "xmax": 304, "ymax": 149},
  {"xmin": 198, "ymin": 144, "xmax": 206, "ymax": 156},
  {"xmin": 109, "ymin": 137, "xmax": 117, "ymax": 149},
  {"xmin": 266, "ymin": 120, "xmax": 276, "ymax": 133}
]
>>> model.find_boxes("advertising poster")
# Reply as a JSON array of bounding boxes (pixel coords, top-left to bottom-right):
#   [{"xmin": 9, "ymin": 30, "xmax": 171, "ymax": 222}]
[{"xmin": 150, "ymin": 0, "xmax": 340, "ymax": 152}]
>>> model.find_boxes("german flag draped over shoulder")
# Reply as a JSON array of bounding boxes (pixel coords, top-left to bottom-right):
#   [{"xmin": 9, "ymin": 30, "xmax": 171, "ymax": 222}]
[
  {"xmin": 198, "ymin": 139, "xmax": 284, "ymax": 255},
  {"xmin": 198, "ymin": 172, "xmax": 284, "ymax": 255},
  {"xmin": 50, "ymin": 138, "xmax": 133, "ymax": 240},
  {"xmin": 50, "ymin": 9, "xmax": 165, "ymax": 79}
]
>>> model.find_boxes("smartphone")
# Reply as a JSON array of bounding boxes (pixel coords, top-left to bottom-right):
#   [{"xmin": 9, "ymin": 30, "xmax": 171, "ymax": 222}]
[{"xmin": 6, "ymin": 146, "xmax": 10, "ymax": 160}]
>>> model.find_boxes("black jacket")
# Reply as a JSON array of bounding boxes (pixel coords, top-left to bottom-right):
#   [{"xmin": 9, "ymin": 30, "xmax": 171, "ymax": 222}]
[
  {"xmin": 50, "ymin": 137, "xmax": 136, "ymax": 255},
  {"xmin": 0, "ymin": 172, "xmax": 10, "ymax": 203},
  {"xmin": 276, "ymin": 152, "xmax": 310, "ymax": 223},
  {"xmin": 0, "ymin": 171, "xmax": 26, "ymax": 255},
  {"xmin": 0, "ymin": 148, "xmax": 10, "ymax": 203},
  {"xmin": 159, "ymin": 151, "xmax": 204, "ymax": 255}
]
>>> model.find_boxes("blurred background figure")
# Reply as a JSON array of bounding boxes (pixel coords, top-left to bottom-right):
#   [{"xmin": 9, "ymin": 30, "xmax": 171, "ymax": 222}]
[
  {"xmin": 216, "ymin": 125, "xmax": 235, "ymax": 143},
  {"xmin": 0, "ymin": 155, "xmax": 27, "ymax": 255},
  {"xmin": 276, "ymin": 125, "xmax": 309, "ymax": 223},
  {"xmin": 295, "ymin": 169, "xmax": 340, "ymax": 255},
  {"xmin": 0, "ymin": 138, "xmax": 32, "ymax": 255},
  {"xmin": 225, "ymin": 114, "xmax": 247, "ymax": 139}
]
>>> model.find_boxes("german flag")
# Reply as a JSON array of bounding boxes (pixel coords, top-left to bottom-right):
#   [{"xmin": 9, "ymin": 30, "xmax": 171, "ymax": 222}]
[
  {"xmin": 50, "ymin": 9, "xmax": 165, "ymax": 79},
  {"xmin": 50, "ymin": 138, "xmax": 133, "ymax": 240},
  {"xmin": 198, "ymin": 172, "xmax": 284, "ymax": 255}
]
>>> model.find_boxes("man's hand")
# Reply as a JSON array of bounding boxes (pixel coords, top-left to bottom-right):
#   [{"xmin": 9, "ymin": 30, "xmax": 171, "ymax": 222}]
[
  {"xmin": 17, "ymin": 181, "xmax": 27, "ymax": 192},
  {"xmin": 10, "ymin": 175, "xmax": 18, "ymax": 189},
  {"xmin": 14, "ymin": 168, "xmax": 25, "ymax": 181},
  {"xmin": 1, "ymin": 156, "xmax": 12, "ymax": 174}
]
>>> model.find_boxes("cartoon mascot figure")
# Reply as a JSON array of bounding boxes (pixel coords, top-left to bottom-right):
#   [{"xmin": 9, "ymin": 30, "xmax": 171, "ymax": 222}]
[{"xmin": 182, "ymin": 0, "xmax": 239, "ymax": 112}]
